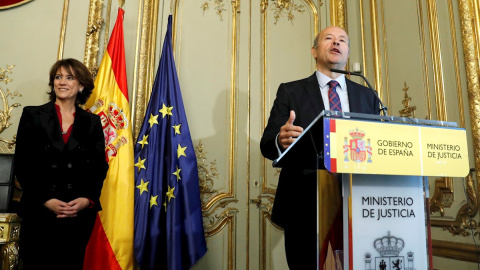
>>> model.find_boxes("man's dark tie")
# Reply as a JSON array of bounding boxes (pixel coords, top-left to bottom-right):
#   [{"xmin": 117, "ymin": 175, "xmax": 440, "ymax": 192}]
[{"xmin": 328, "ymin": 80, "xmax": 342, "ymax": 112}]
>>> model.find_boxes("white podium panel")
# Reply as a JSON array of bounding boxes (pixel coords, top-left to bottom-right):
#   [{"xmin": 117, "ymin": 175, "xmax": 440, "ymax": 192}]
[{"xmin": 342, "ymin": 174, "xmax": 427, "ymax": 270}]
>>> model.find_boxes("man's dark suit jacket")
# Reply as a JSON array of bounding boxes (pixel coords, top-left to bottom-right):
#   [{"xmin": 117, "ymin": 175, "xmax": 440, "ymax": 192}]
[
  {"xmin": 14, "ymin": 101, "xmax": 108, "ymax": 218},
  {"xmin": 260, "ymin": 72, "xmax": 379, "ymax": 228}
]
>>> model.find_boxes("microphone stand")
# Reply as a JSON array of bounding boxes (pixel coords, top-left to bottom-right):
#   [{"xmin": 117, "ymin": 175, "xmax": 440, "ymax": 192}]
[{"xmin": 330, "ymin": 68, "xmax": 389, "ymax": 117}]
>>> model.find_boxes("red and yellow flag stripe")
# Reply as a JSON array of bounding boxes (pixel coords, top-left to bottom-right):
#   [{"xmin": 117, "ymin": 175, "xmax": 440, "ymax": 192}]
[{"xmin": 84, "ymin": 8, "xmax": 134, "ymax": 270}]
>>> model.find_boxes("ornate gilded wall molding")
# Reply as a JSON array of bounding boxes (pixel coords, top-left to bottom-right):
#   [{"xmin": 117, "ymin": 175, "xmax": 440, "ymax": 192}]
[
  {"xmin": 195, "ymin": 140, "xmax": 238, "ymax": 236},
  {"xmin": 359, "ymin": 0, "xmax": 367, "ymax": 81},
  {"xmin": 444, "ymin": 172, "xmax": 478, "ymax": 237},
  {"xmin": 203, "ymin": 207, "xmax": 238, "ymax": 237},
  {"xmin": 0, "ymin": 65, "xmax": 21, "ymax": 152},
  {"xmin": 84, "ymin": 0, "xmax": 104, "ymax": 78},
  {"xmin": 195, "ymin": 142, "xmax": 237, "ymax": 268},
  {"xmin": 185, "ymin": 0, "xmax": 241, "ymax": 212},
  {"xmin": 259, "ymin": 210, "xmax": 282, "ymax": 269},
  {"xmin": 432, "ymin": 239, "xmax": 480, "ymax": 263},
  {"xmin": 228, "ymin": 0, "xmax": 239, "ymax": 205},
  {"xmin": 448, "ymin": 0, "xmax": 465, "ymax": 128},
  {"xmin": 369, "ymin": 0, "xmax": 383, "ymax": 100},
  {"xmin": 204, "ymin": 213, "xmax": 235, "ymax": 269},
  {"xmin": 416, "ymin": 0, "xmax": 433, "ymax": 120},
  {"xmin": 133, "ymin": 0, "xmax": 158, "ymax": 139},
  {"xmin": 426, "ymin": 0, "xmax": 447, "ymax": 121},
  {"xmin": 330, "ymin": 0, "xmax": 345, "ymax": 29},
  {"xmin": 261, "ymin": 0, "xmax": 318, "ymax": 196},
  {"xmin": 431, "ymin": 171, "xmax": 479, "ymax": 239},
  {"xmin": 380, "ymin": 0, "xmax": 390, "ymax": 109},
  {"xmin": 458, "ymin": 0, "xmax": 480, "ymax": 215},
  {"xmin": 170, "ymin": 5, "xmax": 239, "ymax": 263},
  {"xmin": 429, "ymin": 177, "xmax": 454, "ymax": 217}
]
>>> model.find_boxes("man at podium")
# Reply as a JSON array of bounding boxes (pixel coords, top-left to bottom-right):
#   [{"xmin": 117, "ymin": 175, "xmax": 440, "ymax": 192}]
[{"xmin": 260, "ymin": 26, "xmax": 379, "ymax": 269}]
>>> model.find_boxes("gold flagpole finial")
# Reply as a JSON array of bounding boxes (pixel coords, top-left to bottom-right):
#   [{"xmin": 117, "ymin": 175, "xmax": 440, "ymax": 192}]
[{"xmin": 118, "ymin": 0, "xmax": 125, "ymax": 8}]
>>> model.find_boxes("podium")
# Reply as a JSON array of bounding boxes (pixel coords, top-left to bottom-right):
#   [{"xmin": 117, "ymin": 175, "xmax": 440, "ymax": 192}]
[{"xmin": 273, "ymin": 111, "xmax": 470, "ymax": 270}]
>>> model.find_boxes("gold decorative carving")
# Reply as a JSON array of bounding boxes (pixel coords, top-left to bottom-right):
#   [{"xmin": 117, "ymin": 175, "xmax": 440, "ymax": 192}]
[
  {"xmin": 443, "ymin": 172, "xmax": 478, "ymax": 237},
  {"xmin": 260, "ymin": 0, "xmax": 268, "ymax": 13},
  {"xmin": 195, "ymin": 140, "xmax": 238, "ymax": 237},
  {"xmin": 429, "ymin": 177, "xmax": 454, "ymax": 217},
  {"xmin": 431, "ymin": 170, "xmax": 480, "ymax": 240},
  {"xmin": 201, "ymin": 0, "xmax": 227, "ymax": 21},
  {"xmin": 0, "ymin": 214, "xmax": 20, "ymax": 243},
  {"xmin": 203, "ymin": 213, "xmax": 235, "ymax": 269},
  {"xmin": 203, "ymin": 207, "xmax": 238, "ymax": 237},
  {"xmin": 0, "ymin": 214, "xmax": 20, "ymax": 270},
  {"xmin": 457, "ymin": 0, "xmax": 480, "ymax": 223},
  {"xmin": 0, "ymin": 242, "xmax": 18, "ymax": 270},
  {"xmin": 251, "ymin": 194, "xmax": 275, "ymax": 213},
  {"xmin": 269, "ymin": 0, "xmax": 305, "ymax": 25},
  {"xmin": 201, "ymin": 2, "xmax": 209, "ymax": 13},
  {"xmin": 195, "ymin": 140, "xmax": 220, "ymax": 207},
  {"xmin": 84, "ymin": 0, "xmax": 104, "ymax": 78},
  {"xmin": 398, "ymin": 82, "xmax": 416, "ymax": 118},
  {"xmin": 9, "ymin": 225, "xmax": 19, "ymax": 241},
  {"xmin": 0, "ymin": 65, "xmax": 21, "ymax": 151}
]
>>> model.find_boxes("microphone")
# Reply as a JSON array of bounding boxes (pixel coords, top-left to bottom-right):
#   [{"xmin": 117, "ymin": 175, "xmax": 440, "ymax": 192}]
[{"xmin": 330, "ymin": 68, "xmax": 388, "ymax": 116}]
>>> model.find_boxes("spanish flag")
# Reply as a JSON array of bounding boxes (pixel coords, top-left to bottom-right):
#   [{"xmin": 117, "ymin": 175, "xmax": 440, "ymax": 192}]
[{"xmin": 83, "ymin": 8, "xmax": 134, "ymax": 270}]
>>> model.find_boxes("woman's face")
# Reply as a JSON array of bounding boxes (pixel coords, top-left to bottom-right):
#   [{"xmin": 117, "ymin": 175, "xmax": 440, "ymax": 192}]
[{"xmin": 53, "ymin": 66, "xmax": 83, "ymax": 103}]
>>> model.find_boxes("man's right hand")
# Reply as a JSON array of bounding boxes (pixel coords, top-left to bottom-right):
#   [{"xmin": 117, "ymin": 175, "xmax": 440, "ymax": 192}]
[{"xmin": 278, "ymin": 110, "xmax": 304, "ymax": 150}]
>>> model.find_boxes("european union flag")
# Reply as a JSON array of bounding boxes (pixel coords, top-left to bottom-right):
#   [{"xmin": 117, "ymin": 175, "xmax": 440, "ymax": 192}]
[{"xmin": 134, "ymin": 15, "xmax": 207, "ymax": 270}]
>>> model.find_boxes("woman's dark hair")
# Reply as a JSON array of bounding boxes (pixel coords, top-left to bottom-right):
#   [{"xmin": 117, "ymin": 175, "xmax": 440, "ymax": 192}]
[{"xmin": 47, "ymin": 58, "xmax": 95, "ymax": 105}]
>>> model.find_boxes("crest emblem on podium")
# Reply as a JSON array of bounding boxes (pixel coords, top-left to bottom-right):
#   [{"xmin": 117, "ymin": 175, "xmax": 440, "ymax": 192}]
[
  {"xmin": 364, "ymin": 232, "xmax": 416, "ymax": 270},
  {"xmin": 344, "ymin": 128, "xmax": 372, "ymax": 163}
]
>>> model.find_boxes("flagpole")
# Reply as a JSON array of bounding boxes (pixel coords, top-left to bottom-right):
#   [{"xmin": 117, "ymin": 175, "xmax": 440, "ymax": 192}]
[{"xmin": 57, "ymin": 0, "xmax": 69, "ymax": 60}]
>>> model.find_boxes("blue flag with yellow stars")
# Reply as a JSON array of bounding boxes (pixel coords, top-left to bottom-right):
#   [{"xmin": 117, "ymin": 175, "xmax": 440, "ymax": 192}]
[{"xmin": 134, "ymin": 15, "xmax": 207, "ymax": 270}]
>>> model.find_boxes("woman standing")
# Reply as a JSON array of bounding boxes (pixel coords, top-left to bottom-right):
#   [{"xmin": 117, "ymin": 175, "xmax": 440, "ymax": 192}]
[{"xmin": 14, "ymin": 58, "xmax": 108, "ymax": 269}]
